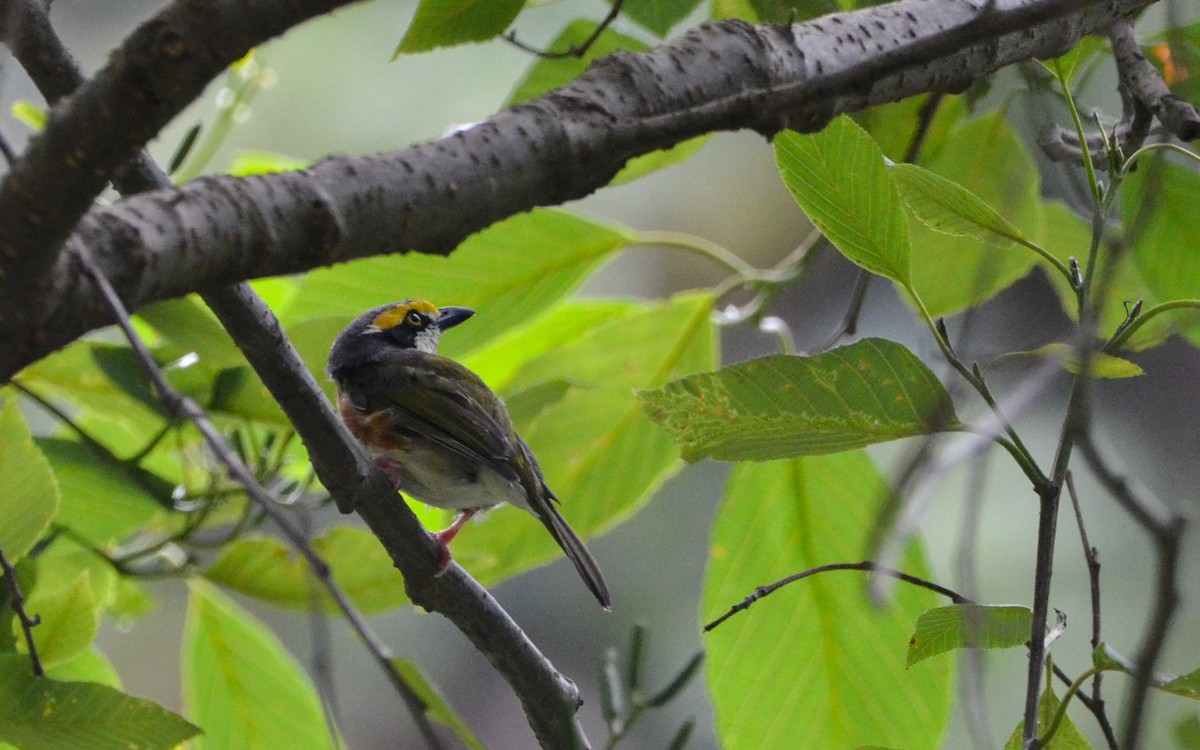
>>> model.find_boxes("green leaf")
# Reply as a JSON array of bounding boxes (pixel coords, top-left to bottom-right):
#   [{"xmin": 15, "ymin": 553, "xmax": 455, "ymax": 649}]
[
  {"xmin": 227, "ymin": 150, "xmax": 308, "ymax": 176},
  {"xmin": 1093, "ymin": 643, "xmax": 1200, "ymax": 700},
  {"xmin": 183, "ymin": 581, "xmax": 338, "ymax": 750},
  {"xmin": 906, "ymin": 113, "xmax": 1043, "ymax": 316},
  {"xmin": 16, "ymin": 572, "xmax": 98, "ymax": 669},
  {"xmin": 395, "ymin": 0, "xmax": 525, "ymax": 54},
  {"xmin": 704, "ymin": 454, "xmax": 952, "ymax": 749},
  {"xmin": 286, "ymin": 208, "xmax": 633, "ymax": 360},
  {"xmin": 1123, "ymin": 157, "xmax": 1200, "ymax": 348},
  {"xmin": 1175, "ymin": 713, "xmax": 1200, "ymax": 748},
  {"xmin": 638, "ymin": 338, "xmax": 959, "ymax": 462},
  {"xmin": 462, "ymin": 299, "xmax": 643, "ymax": 391},
  {"xmin": 0, "ymin": 399, "xmax": 59, "ymax": 564},
  {"xmin": 892, "ymin": 162, "xmax": 1027, "ymax": 245},
  {"xmin": 137, "ymin": 296, "xmax": 245, "ymax": 370},
  {"xmin": 46, "ymin": 648, "xmax": 123, "ymax": 689},
  {"xmin": 32, "ymin": 538, "xmax": 119, "ymax": 614},
  {"xmin": 389, "ymin": 657, "xmax": 484, "ymax": 749},
  {"xmin": 992, "ymin": 344, "xmax": 1143, "ymax": 379},
  {"xmin": 775, "ymin": 118, "xmax": 911, "ymax": 286},
  {"xmin": 203, "ymin": 527, "xmax": 406, "ymax": 615},
  {"xmin": 1003, "ymin": 680, "xmax": 1093, "ymax": 749},
  {"xmin": 906, "ymin": 604, "xmax": 1031, "ymax": 667},
  {"xmin": 449, "ymin": 294, "xmax": 716, "ymax": 591},
  {"xmin": 10, "ymin": 101, "xmax": 46, "ymax": 131},
  {"xmin": 615, "ymin": 0, "xmax": 704, "ymax": 36},
  {"xmin": 209, "ymin": 366, "xmax": 290, "ymax": 424},
  {"xmin": 0, "ymin": 654, "xmax": 199, "ymax": 750},
  {"xmin": 1161, "ymin": 670, "xmax": 1200, "ymax": 700},
  {"xmin": 37, "ymin": 438, "xmax": 169, "ymax": 545}
]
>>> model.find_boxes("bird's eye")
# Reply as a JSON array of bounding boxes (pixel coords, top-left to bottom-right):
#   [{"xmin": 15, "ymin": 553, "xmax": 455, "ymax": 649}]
[{"xmin": 406, "ymin": 311, "xmax": 423, "ymax": 326}]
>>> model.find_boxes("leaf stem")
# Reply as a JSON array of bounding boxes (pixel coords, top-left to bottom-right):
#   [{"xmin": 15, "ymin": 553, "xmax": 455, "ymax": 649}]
[{"xmin": 1104, "ymin": 299, "xmax": 1200, "ymax": 352}]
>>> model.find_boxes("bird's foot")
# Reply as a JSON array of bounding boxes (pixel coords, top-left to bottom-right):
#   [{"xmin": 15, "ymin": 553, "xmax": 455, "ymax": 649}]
[
  {"xmin": 430, "ymin": 509, "xmax": 478, "ymax": 577},
  {"xmin": 372, "ymin": 457, "xmax": 407, "ymax": 490}
]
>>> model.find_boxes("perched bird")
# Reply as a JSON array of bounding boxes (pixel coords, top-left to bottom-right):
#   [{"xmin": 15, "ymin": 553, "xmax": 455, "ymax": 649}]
[{"xmin": 327, "ymin": 299, "xmax": 611, "ymax": 609}]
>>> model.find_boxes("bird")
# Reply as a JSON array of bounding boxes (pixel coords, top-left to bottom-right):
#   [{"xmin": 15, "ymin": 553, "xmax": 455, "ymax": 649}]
[{"xmin": 327, "ymin": 299, "xmax": 612, "ymax": 609}]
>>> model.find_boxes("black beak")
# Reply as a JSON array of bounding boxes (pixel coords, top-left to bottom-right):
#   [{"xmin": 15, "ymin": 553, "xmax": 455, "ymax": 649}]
[{"xmin": 436, "ymin": 306, "xmax": 475, "ymax": 331}]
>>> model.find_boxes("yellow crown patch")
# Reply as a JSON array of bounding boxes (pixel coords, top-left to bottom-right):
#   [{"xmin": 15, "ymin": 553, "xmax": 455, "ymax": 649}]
[{"xmin": 371, "ymin": 299, "xmax": 438, "ymax": 330}]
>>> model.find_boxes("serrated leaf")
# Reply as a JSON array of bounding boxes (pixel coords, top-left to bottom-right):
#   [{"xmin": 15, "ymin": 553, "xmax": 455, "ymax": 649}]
[
  {"xmin": 0, "ymin": 654, "xmax": 199, "ymax": 750},
  {"xmin": 907, "ymin": 604, "xmax": 1031, "ymax": 667},
  {"xmin": 286, "ymin": 209, "xmax": 633, "ymax": 361},
  {"xmin": 395, "ymin": 0, "xmax": 525, "ymax": 54},
  {"xmin": 704, "ymin": 454, "xmax": 951, "ymax": 749},
  {"xmin": 183, "ymin": 581, "xmax": 337, "ymax": 749},
  {"xmin": 0, "ymin": 399, "xmax": 59, "ymax": 564},
  {"xmin": 389, "ymin": 657, "xmax": 484, "ymax": 749},
  {"xmin": 906, "ymin": 113, "xmax": 1043, "ymax": 316},
  {"xmin": 892, "ymin": 162, "xmax": 1026, "ymax": 244},
  {"xmin": 775, "ymin": 118, "xmax": 911, "ymax": 286},
  {"xmin": 37, "ymin": 438, "xmax": 169, "ymax": 545},
  {"xmin": 615, "ymin": 0, "xmax": 703, "ymax": 36},
  {"xmin": 16, "ymin": 572, "xmax": 98, "ymax": 669},
  {"xmin": 203, "ymin": 527, "xmax": 406, "ymax": 615},
  {"xmin": 638, "ymin": 338, "xmax": 959, "ymax": 462},
  {"xmin": 46, "ymin": 648, "xmax": 122, "ymax": 689},
  {"xmin": 994, "ymin": 344, "xmax": 1143, "ymax": 379},
  {"xmin": 462, "ymin": 299, "xmax": 642, "ymax": 391}
]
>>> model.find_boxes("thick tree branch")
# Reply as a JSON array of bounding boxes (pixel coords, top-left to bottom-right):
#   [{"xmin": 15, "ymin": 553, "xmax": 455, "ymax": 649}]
[{"xmin": 0, "ymin": 0, "xmax": 1157, "ymax": 380}]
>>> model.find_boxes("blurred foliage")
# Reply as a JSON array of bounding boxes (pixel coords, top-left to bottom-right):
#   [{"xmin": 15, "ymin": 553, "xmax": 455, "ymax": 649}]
[{"xmin": 4, "ymin": 1, "xmax": 1200, "ymax": 748}]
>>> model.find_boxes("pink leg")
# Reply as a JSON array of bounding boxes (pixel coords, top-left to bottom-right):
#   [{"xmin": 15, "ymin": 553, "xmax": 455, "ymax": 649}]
[
  {"xmin": 431, "ymin": 509, "xmax": 478, "ymax": 576},
  {"xmin": 373, "ymin": 457, "xmax": 407, "ymax": 490}
]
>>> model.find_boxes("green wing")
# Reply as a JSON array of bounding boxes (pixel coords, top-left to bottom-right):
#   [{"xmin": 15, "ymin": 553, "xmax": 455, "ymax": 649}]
[{"xmin": 345, "ymin": 351, "xmax": 521, "ymax": 482}]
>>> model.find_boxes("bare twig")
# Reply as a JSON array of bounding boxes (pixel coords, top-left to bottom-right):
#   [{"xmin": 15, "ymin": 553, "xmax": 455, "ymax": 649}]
[
  {"xmin": 1063, "ymin": 471, "xmax": 1119, "ymax": 750},
  {"xmin": 0, "ymin": 545, "xmax": 43, "ymax": 676},
  {"xmin": 703, "ymin": 560, "xmax": 968, "ymax": 632},
  {"xmin": 1078, "ymin": 434, "xmax": 1186, "ymax": 750},
  {"xmin": 504, "ymin": 0, "xmax": 626, "ymax": 59}
]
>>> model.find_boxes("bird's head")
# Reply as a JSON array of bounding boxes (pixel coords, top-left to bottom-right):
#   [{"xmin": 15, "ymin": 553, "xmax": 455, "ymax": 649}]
[{"xmin": 327, "ymin": 300, "xmax": 475, "ymax": 375}]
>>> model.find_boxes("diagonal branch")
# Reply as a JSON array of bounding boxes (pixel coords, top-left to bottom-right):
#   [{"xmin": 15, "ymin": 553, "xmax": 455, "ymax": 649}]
[{"xmin": 0, "ymin": 0, "xmax": 1159, "ymax": 380}]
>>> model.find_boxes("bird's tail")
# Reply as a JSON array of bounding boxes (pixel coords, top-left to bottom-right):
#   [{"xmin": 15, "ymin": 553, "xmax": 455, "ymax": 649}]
[{"xmin": 542, "ymin": 504, "xmax": 612, "ymax": 610}]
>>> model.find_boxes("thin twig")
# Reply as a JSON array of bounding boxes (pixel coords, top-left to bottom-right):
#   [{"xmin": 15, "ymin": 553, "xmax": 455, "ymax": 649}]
[
  {"xmin": 77, "ymin": 255, "xmax": 446, "ymax": 750},
  {"xmin": 1063, "ymin": 472, "xmax": 1119, "ymax": 750},
  {"xmin": 703, "ymin": 561, "xmax": 969, "ymax": 632},
  {"xmin": 503, "ymin": 0, "xmax": 626, "ymax": 59},
  {"xmin": 1077, "ymin": 434, "xmax": 1186, "ymax": 749},
  {"xmin": 0, "ymin": 545, "xmax": 43, "ymax": 676}
]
